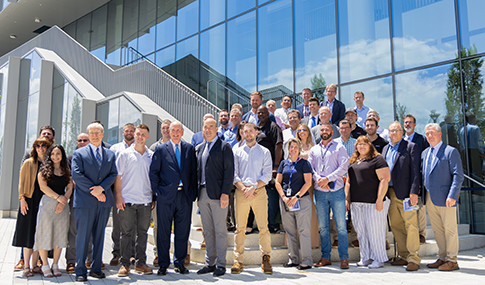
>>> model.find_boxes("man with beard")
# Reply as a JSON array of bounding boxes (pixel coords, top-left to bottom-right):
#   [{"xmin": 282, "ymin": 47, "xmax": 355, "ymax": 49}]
[
  {"xmin": 365, "ymin": 118, "xmax": 388, "ymax": 154},
  {"xmin": 217, "ymin": 109, "xmax": 230, "ymax": 137},
  {"xmin": 242, "ymin": 91, "xmax": 276, "ymax": 125}
]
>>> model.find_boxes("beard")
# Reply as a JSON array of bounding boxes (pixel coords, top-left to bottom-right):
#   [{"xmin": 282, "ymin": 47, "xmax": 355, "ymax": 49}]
[
  {"xmin": 320, "ymin": 133, "xmax": 331, "ymax": 141},
  {"xmin": 404, "ymin": 126, "xmax": 413, "ymax": 133}
]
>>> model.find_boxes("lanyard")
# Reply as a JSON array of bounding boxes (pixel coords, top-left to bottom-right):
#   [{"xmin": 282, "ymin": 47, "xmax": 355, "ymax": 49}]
[
  {"xmin": 287, "ymin": 157, "xmax": 300, "ymax": 195},
  {"xmin": 320, "ymin": 141, "xmax": 333, "ymax": 172}
]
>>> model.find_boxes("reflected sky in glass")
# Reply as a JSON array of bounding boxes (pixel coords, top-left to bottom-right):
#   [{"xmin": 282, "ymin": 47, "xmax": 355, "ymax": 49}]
[
  {"xmin": 200, "ymin": 0, "xmax": 225, "ymax": 31},
  {"xmin": 200, "ymin": 24, "xmax": 225, "ymax": 76},
  {"xmin": 458, "ymin": 0, "xmax": 485, "ymax": 54},
  {"xmin": 227, "ymin": 0, "xmax": 255, "ymax": 19},
  {"xmin": 177, "ymin": 0, "xmax": 199, "ymax": 40}
]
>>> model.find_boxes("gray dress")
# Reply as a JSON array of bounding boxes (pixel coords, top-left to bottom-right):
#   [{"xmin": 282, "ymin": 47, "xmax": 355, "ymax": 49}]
[{"xmin": 34, "ymin": 174, "xmax": 69, "ymax": 251}]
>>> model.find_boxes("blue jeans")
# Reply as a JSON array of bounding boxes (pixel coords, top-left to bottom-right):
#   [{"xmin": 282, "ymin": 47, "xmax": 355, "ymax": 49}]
[
  {"xmin": 314, "ymin": 187, "xmax": 349, "ymax": 260},
  {"xmin": 266, "ymin": 184, "xmax": 280, "ymax": 230}
]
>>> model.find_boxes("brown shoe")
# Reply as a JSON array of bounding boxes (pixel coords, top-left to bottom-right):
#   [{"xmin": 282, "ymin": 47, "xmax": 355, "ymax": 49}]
[
  {"xmin": 66, "ymin": 263, "xmax": 75, "ymax": 274},
  {"xmin": 340, "ymin": 259, "xmax": 349, "ymax": 269},
  {"xmin": 110, "ymin": 256, "xmax": 120, "ymax": 266},
  {"xmin": 332, "ymin": 240, "xmax": 338, "ymax": 247},
  {"xmin": 391, "ymin": 258, "xmax": 408, "ymax": 266},
  {"xmin": 352, "ymin": 240, "xmax": 359, "ymax": 248},
  {"xmin": 427, "ymin": 259, "xmax": 445, "ymax": 268},
  {"xmin": 386, "ymin": 240, "xmax": 391, "ymax": 250},
  {"xmin": 201, "ymin": 239, "xmax": 206, "ymax": 249},
  {"xmin": 231, "ymin": 262, "xmax": 243, "ymax": 274},
  {"xmin": 135, "ymin": 264, "xmax": 153, "ymax": 275},
  {"xmin": 118, "ymin": 265, "xmax": 130, "ymax": 277},
  {"xmin": 438, "ymin": 261, "xmax": 459, "ymax": 271},
  {"xmin": 406, "ymin": 262, "xmax": 420, "ymax": 271},
  {"xmin": 314, "ymin": 258, "xmax": 332, "ymax": 267},
  {"xmin": 261, "ymin": 255, "xmax": 273, "ymax": 274},
  {"xmin": 14, "ymin": 259, "xmax": 24, "ymax": 271},
  {"xmin": 153, "ymin": 256, "xmax": 159, "ymax": 267},
  {"xmin": 184, "ymin": 254, "xmax": 190, "ymax": 266},
  {"xmin": 419, "ymin": 235, "xmax": 426, "ymax": 244}
]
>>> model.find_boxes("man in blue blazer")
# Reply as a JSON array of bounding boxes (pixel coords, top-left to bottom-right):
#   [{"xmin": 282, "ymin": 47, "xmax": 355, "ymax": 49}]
[
  {"xmin": 195, "ymin": 118, "xmax": 234, "ymax": 277},
  {"xmin": 382, "ymin": 122, "xmax": 421, "ymax": 271},
  {"xmin": 422, "ymin": 123, "xmax": 464, "ymax": 271},
  {"xmin": 149, "ymin": 121, "xmax": 198, "ymax": 275},
  {"xmin": 320, "ymin": 84, "xmax": 346, "ymax": 126},
  {"xmin": 295, "ymin": 88, "xmax": 313, "ymax": 118},
  {"xmin": 71, "ymin": 122, "xmax": 117, "ymax": 281}
]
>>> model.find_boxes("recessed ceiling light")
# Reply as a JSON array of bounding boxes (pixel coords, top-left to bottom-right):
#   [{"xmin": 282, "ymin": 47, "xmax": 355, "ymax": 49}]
[
  {"xmin": 10, "ymin": 35, "xmax": 17, "ymax": 39},
  {"xmin": 35, "ymin": 18, "xmax": 41, "ymax": 23}
]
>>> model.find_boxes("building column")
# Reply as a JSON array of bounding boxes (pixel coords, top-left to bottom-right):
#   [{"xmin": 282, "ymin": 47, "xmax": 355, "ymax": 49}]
[{"xmin": 37, "ymin": 59, "xmax": 54, "ymax": 127}]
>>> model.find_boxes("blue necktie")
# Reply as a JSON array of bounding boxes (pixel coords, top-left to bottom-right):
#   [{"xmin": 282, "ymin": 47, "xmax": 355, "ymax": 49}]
[
  {"xmin": 95, "ymin": 147, "xmax": 102, "ymax": 169},
  {"xmin": 311, "ymin": 116, "xmax": 316, "ymax": 128},
  {"xmin": 425, "ymin": 147, "xmax": 434, "ymax": 190},
  {"xmin": 175, "ymin": 144, "xmax": 181, "ymax": 168}
]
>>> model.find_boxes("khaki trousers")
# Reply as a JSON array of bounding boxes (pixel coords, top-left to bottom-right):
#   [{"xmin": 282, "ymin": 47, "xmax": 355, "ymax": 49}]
[
  {"xmin": 426, "ymin": 191, "xmax": 459, "ymax": 262},
  {"xmin": 417, "ymin": 197, "xmax": 427, "ymax": 237},
  {"xmin": 388, "ymin": 187, "xmax": 421, "ymax": 264},
  {"xmin": 234, "ymin": 187, "xmax": 271, "ymax": 263}
]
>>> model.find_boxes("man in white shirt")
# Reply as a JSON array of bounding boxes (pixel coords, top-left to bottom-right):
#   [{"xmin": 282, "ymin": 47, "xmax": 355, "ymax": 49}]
[
  {"xmin": 274, "ymin": 95, "xmax": 293, "ymax": 128},
  {"xmin": 282, "ymin": 110, "xmax": 302, "ymax": 159}
]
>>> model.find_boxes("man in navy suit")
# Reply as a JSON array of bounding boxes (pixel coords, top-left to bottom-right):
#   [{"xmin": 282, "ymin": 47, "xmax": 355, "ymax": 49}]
[
  {"xmin": 382, "ymin": 122, "xmax": 421, "ymax": 271},
  {"xmin": 422, "ymin": 123, "xmax": 464, "ymax": 271},
  {"xmin": 149, "ymin": 121, "xmax": 198, "ymax": 275},
  {"xmin": 71, "ymin": 122, "xmax": 117, "ymax": 281},
  {"xmin": 320, "ymin": 84, "xmax": 345, "ymax": 126},
  {"xmin": 195, "ymin": 118, "xmax": 234, "ymax": 277}
]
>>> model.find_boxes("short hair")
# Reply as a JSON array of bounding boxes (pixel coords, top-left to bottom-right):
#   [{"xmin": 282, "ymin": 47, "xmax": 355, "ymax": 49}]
[
  {"xmin": 339, "ymin": 119, "xmax": 351, "ymax": 128},
  {"xmin": 302, "ymin": 87, "xmax": 312, "ymax": 93},
  {"xmin": 91, "ymin": 120, "xmax": 104, "ymax": 127},
  {"xmin": 308, "ymin": 97, "xmax": 319, "ymax": 105},
  {"xmin": 320, "ymin": 122, "xmax": 333, "ymax": 129},
  {"xmin": 170, "ymin": 120, "xmax": 183, "ymax": 130},
  {"xmin": 282, "ymin": 95, "xmax": 292, "ymax": 102},
  {"xmin": 354, "ymin": 91, "xmax": 365, "ymax": 97},
  {"xmin": 425, "ymin": 123, "xmax": 441, "ymax": 133},
  {"xmin": 404, "ymin": 114, "xmax": 416, "ymax": 123},
  {"xmin": 87, "ymin": 122, "xmax": 104, "ymax": 133},
  {"xmin": 219, "ymin": 109, "xmax": 229, "ymax": 115},
  {"xmin": 326, "ymin": 84, "xmax": 337, "ymax": 91},
  {"xmin": 203, "ymin": 113, "xmax": 214, "ymax": 121},
  {"xmin": 244, "ymin": 122, "xmax": 258, "ymax": 131},
  {"xmin": 319, "ymin": 106, "xmax": 331, "ymax": 113},
  {"xmin": 39, "ymin": 125, "xmax": 56, "ymax": 137},
  {"xmin": 231, "ymin": 103, "xmax": 243, "ymax": 111},
  {"xmin": 365, "ymin": 117, "xmax": 378, "ymax": 127},
  {"xmin": 287, "ymin": 138, "xmax": 302, "ymax": 154},
  {"xmin": 367, "ymin": 110, "xmax": 380, "ymax": 118},
  {"xmin": 250, "ymin": 91, "xmax": 263, "ymax": 99},
  {"xmin": 288, "ymin": 109, "xmax": 301, "ymax": 119},
  {"xmin": 136, "ymin": 124, "xmax": 150, "ymax": 132},
  {"xmin": 30, "ymin": 137, "xmax": 52, "ymax": 162},
  {"xmin": 266, "ymin": 99, "xmax": 276, "ymax": 105},
  {"xmin": 230, "ymin": 108, "xmax": 242, "ymax": 117},
  {"xmin": 123, "ymin": 123, "xmax": 135, "ymax": 130},
  {"xmin": 161, "ymin": 119, "xmax": 172, "ymax": 125}
]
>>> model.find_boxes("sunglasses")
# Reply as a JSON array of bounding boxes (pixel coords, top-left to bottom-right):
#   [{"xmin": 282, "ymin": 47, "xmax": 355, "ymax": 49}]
[
  {"xmin": 35, "ymin": 144, "xmax": 47, "ymax": 149},
  {"xmin": 297, "ymin": 128, "xmax": 308, "ymax": 132},
  {"xmin": 77, "ymin": 139, "xmax": 89, "ymax": 142}
]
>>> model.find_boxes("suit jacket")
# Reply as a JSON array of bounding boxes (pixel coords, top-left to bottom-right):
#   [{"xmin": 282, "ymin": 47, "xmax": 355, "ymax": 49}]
[
  {"xmin": 196, "ymin": 138, "xmax": 234, "ymax": 200},
  {"xmin": 421, "ymin": 143, "xmax": 464, "ymax": 207},
  {"xmin": 71, "ymin": 145, "xmax": 117, "ymax": 208},
  {"xmin": 321, "ymin": 99, "xmax": 346, "ymax": 126},
  {"xmin": 296, "ymin": 103, "xmax": 307, "ymax": 117},
  {"xmin": 149, "ymin": 141, "xmax": 198, "ymax": 205},
  {"xmin": 411, "ymin": 132, "xmax": 429, "ymax": 153},
  {"xmin": 301, "ymin": 115, "xmax": 320, "ymax": 128},
  {"xmin": 382, "ymin": 140, "xmax": 420, "ymax": 199}
]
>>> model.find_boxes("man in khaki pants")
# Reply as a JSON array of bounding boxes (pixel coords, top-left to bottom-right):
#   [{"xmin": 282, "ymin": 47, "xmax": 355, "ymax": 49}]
[{"xmin": 232, "ymin": 123, "xmax": 273, "ymax": 274}]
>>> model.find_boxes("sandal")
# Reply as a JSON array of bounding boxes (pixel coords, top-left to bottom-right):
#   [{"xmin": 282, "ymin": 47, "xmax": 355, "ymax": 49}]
[
  {"xmin": 52, "ymin": 264, "xmax": 62, "ymax": 277},
  {"xmin": 32, "ymin": 265, "xmax": 43, "ymax": 274},
  {"xmin": 22, "ymin": 267, "xmax": 33, "ymax": 277},
  {"xmin": 42, "ymin": 265, "xmax": 53, "ymax": 278}
]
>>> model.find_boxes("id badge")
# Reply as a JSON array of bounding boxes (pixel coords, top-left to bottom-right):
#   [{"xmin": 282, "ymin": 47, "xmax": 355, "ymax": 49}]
[
  {"xmin": 286, "ymin": 187, "xmax": 292, "ymax": 196},
  {"xmin": 321, "ymin": 164, "xmax": 325, "ymax": 172}
]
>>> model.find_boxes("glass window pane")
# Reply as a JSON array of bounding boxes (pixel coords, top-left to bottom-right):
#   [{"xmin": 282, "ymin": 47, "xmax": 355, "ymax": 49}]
[
  {"xmin": 340, "ymin": 76, "xmax": 394, "ymax": 130},
  {"xmin": 295, "ymin": 0, "xmax": 337, "ymax": 93},
  {"xmin": 18, "ymin": 58, "xmax": 31, "ymax": 101},
  {"xmin": 200, "ymin": 0, "xmax": 225, "ymax": 30},
  {"xmin": 76, "ymin": 13, "xmax": 92, "ymax": 50},
  {"xmin": 63, "ymin": 22, "xmax": 76, "ymax": 38},
  {"xmin": 156, "ymin": 0, "xmax": 176, "ymax": 49},
  {"xmin": 459, "ymin": 0, "xmax": 485, "ymax": 54},
  {"xmin": 0, "ymin": 64, "xmax": 8, "ymax": 178},
  {"xmin": 61, "ymin": 84, "xmax": 82, "ymax": 155},
  {"xmin": 177, "ymin": 0, "xmax": 199, "ymax": 40},
  {"xmin": 227, "ymin": 11, "xmax": 256, "ymax": 92},
  {"xmin": 30, "ymin": 52, "xmax": 41, "ymax": 95},
  {"xmin": 227, "ymin": 0, "xmax": 255, "ymax": 19},
  {"xmin": 338, "ymin": 0, "xmax": 391, "ymax": 83},
  {"xmin": 155, "ymin": 45, "xmax": 176, "ymax": 76},
  {"xmin": 90, "ymin": 5, "xmax": 107, "ymax": 58},
  {"xmin": 106, "ymin": 0, "xmax": 124, "ymax": 58},
  {"xmin": 176, "ymin": 35, "xmax": 200, "ymax": 93},
  {"xmin": 107, "ymin": 98, "xmax": 120, "ymax": 145},
  {"xmin": 137, "ymin": 0, "xmax": 157, "ymax": 55},
  {"xmin": 258, "ymin": 0, "xmax": 293, "ymax": 97},
  {"xmin": 123, "ymin": 0, "xmax": 139, "ymax": 49},
  {"xmin": 392, "ymin": 0, "xmax": 458, "ymax": 71},
  {"xmin": 25, "ymin": 92, "xmax": 39, "ymax": 148},
  {"xmin": 258, "ymin": 0, "xmax": 270, "ymax": 5},
  {"xmin": 119, "ymin": 97, "xmax": 142, "ymax": 139},
  {"xmin": 200, "ymin": 24, "xmax": 225, "ymax": 107}
]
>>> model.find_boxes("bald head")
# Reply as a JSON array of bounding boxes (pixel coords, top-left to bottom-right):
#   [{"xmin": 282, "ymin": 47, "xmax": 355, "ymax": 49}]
[{"xmin": 203, "ymin": 118, "xmax": 218, "ymax": 141}]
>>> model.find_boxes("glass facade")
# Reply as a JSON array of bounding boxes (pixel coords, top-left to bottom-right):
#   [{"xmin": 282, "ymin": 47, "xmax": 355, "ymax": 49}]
[
  {"xmin": 20, "ymin": 52, "xmax": 42, "ymax": 149},
  {"xmin": 62, "ymin": 0, "xmax": 485, "ymax": 231}
]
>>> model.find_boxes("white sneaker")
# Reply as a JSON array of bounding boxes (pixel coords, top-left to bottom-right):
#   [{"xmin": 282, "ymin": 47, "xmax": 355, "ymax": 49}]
[
  {"xmin": 357, "ymin": 259, "xmax": 372, "ymax": 266},
  {"xmin": 368, "ymin": 260, "xmax": 384, "ymax": 269}
]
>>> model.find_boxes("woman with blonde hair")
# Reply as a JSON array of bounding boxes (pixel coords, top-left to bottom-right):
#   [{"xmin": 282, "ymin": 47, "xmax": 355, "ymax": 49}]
[{"xmin": 296, "ymin": 124, "xmax": 314, "ymax": 160}]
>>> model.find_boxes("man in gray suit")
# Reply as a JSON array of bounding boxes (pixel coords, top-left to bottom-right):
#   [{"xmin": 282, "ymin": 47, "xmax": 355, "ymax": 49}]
[{"xmin": 311, "ymin": 106, "xmax": 339, "ymax": 144}]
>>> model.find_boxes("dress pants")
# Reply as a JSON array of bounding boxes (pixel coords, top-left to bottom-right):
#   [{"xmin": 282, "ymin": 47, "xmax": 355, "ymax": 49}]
[
  {"xmin": 234, "ymin": 186, "xmax": 271, "ymax": 263},
  {"xmin": 199, "ymin": 187, "xmax": 228, "ymax": 268},
  {"xmin": 66, "ymin": 198, "xmax": 93, "ymax": 264},
  {"xmin": 152, "ymin": 205, "xmax": 158, "ymax": 256},
  {"xmin": 388, "ymin": 187, "xmax": 421, "ymax": 264},
  {"xmin": 426, "ymin": 191, "xmax": 459, "ymax": 262},
  {"xmin": 156, "ymin": 190, "xmax": 192, "ymax": 268},
  {"xmin": 266, "ymin": 184, "xmax": 280, "ymax": 230},
  {"xmin": 74, "ymin": 205, "xmax": 111, "ymax": 276},
  {"xmin": 417, "ymin": 197, "xmax": 427, "ymax": 237}
]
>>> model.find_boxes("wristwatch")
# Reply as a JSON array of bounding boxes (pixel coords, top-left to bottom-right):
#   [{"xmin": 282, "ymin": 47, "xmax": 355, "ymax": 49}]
[{"xmin": 295, "ymin": 194, "xmax": 301, "ymax": 199}]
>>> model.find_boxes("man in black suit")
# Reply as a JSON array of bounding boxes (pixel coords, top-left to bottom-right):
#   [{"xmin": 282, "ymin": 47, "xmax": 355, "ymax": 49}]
[
  {"xmin": 149, "ymin": 121, "xmax": 198, "ymax": 275},
  {"xmin": 195, "ymin": 119, "xmax": 234, "ymax": 277},
  {"xmin": 403, "ymin": 114, "xmax": 429, "ymax": 244},
  {"xmin": 320, "ymin": 84, "xmax": 345, "ymax": 125},
  {"xmin": 382, "ymin": 122, "xmax": 421, "ymax": 271}
]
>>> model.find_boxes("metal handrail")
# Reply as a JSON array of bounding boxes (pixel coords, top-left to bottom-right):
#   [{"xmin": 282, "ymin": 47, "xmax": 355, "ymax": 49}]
[
  {"xmin": 207, "ymin": 79, "xmax": 250, "ymax": 110},
  {"xmin": 463, "ymin": 174, "xmax": 485, "ymax": 189},
  {"xmin": 121, "ymin": 46, "xmax": 153, "ymax": 66}
]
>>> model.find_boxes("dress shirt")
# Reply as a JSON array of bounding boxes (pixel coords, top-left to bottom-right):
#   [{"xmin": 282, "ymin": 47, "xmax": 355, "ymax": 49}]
[
  {"xmin": 309, "ymin": 115, "xmax": 319, "ymax": 129},
  {"xmin": 385, "ymin": 139, "xmax": 401, "ymax": 186},
  {"xmin": 110, "ymin": 140, "xmax": 131, "ymax": 159},
  {"xmin": 218, "ymin": 125, "xmax": 230, "ymax": 137},
  {"xmin": 169, "ymin": 140, "xmax": 184, "ymax": 186},
  {"xmin": 424, "ymin": 141, "xmax": 442, "ymax": 190},
  {"xmin": 404, "ymin": 132, "xmax": 416, "ymax": 142},
  {"xmin": 302, "ymin": 104, "xmax": 310, "ymax": 118},
  {"xmin": 355, "ymin": 105, "xmax": 371, "ymax": 128},
  {"xmin": 116, "ymin": 145, "xmax": 153, "ymax": 204},
  {"xmin": 224, "ymin": 125, "xmax": 238, "ymax": 147},
  {"xmin": 335, "ymin": 137, "xmax": 356, "ymax": 158},
  {"xmin": 308, "ymin": 140, "xmax": 349, "ymax": 192},
  {"xmin": 248, "ymin": 111, "xmax": 258, "ymax": 125},
  {"xmin": 200, "ymin": 136, "xmax": 217, "ymax": 185},
  {"xmin": 282, "ymin": 128, "xmax": 297, "ymax": 160},
  {"xmin": 324, "ymin": 100, "xmax": 335, "ymax": 120},
  {"xmin": 88, "ymin": 143, "xmax": 103, "ymax": 161},
  {"xmin": 275, "ymin": 107, "xmax": 291, "ymax": 124},
  {"xmin": 233, "ymin": 142, "xmax": 273, "ymax": 188}
]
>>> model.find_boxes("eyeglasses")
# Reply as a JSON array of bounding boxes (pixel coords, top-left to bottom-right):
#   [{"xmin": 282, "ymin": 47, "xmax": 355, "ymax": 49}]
[
  {"xmin": 35, "ymin": 144, "xmax": 47, "ymax": 149},
  {"xmin": 297, "ymin": 129, "xmax": 307, "ymax": 132},
  {"xmin": 77, "ymin": 139, "xmax": 89, "ymax": 142}
]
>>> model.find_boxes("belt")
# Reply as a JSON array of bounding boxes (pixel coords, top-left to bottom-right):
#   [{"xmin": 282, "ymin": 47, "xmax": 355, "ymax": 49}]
[{"xmin": 124, "ymin": 203, "xmax": 151, "ymax": 207}]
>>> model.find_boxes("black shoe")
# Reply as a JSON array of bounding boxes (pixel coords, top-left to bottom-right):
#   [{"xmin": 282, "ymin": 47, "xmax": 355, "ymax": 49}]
[
  {"xmin": 269, "ymin": 227, "xmax": 279, "ymax": 234},
  {"xmin": 88, "ymin": 271, "xmax": 106, "ymax": 279},
  {"xmin": 157, "ymin": 266, "xmax": 167, "ymax": 276},
  {"xmin": 283, "ymin": 262, "xmax": 299, "ymax": 267},
  {"xmin": 297, "ymin": 265, "xmax": 312, "ymax": 270},
  {"xmin": 213, "ymin": 267, "xmax": 226, "ymax": 277},
  {"xmin": 175, "ymin": 266, "xmax": 189, "ymax": 274},
  {"xmin": 197, "ymin": 266, "xmax": 216, "ymax": 274},
  {"xmin": 75, "ymin": 275, "xmax": 87, "ymax": 282}
]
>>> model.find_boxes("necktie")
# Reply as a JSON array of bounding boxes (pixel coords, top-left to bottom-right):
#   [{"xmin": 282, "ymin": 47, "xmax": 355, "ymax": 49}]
[
  {"xmin": 175, "ymin": 144, "xmax": 181, "ymax": 168},
  {"xmin": 201, "ymin": 142, "xmax": 211, "ymax": 185},
  {"xmin": 96, "ymin": 147, "xmax": 102, "ymax": 169},
  {"xmin": 311, "ymin": 116, "xmax": 316, "ymax": 128},
  {"xmin": 425, "ymin": 147, "xmax": 434, "ymax": 190}
]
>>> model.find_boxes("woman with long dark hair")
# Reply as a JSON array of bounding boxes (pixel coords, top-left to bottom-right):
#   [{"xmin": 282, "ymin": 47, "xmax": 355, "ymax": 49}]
[
  {"xmin": 34, "ymin": 144, "xmax": 73, "ymax": 277},
  {"xmin": 12, "ymin": 137, "xmax": 52, "ymax": 277}
]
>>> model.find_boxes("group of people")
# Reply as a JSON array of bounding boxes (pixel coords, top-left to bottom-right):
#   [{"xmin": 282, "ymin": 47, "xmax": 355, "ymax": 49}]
[{"xmin": 12, "ymin": 84, "xmax": 464, "ymax": 281}]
